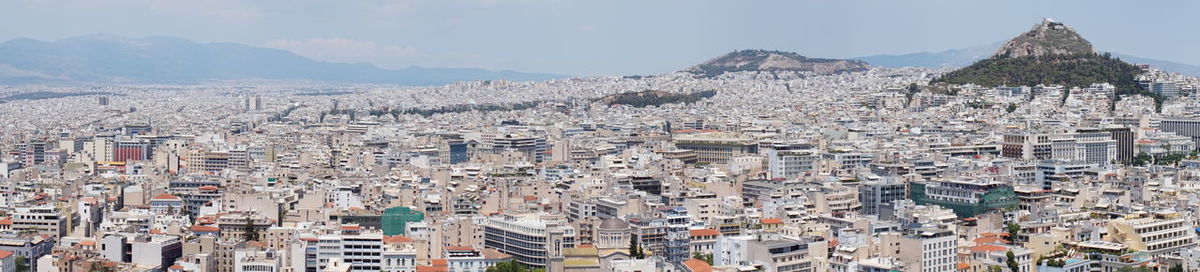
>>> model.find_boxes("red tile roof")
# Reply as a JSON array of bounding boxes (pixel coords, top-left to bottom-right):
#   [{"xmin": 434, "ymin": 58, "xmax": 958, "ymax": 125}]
[
  {"xmin": 151, "ymin": 194, "xmax": 181, "ymax": 200},
  {"xmin": 760, "ymin": 218, "xmax": 783, "ymax": 224},
  {"xmin": 682, "ymin": 258, "xmax": 714, "ymax": 272},
  {"xmin": 974, "ymin": 236, "xmax": 1008, "ymax": 245},
  {"xmin": 689, "ymin": 229, "xmax": 720, "ymax": 237},
  {"xmin": 0, "ymin": 250, "xmax": 11, "ymax": 259},
  {"xmin": 970, "ymin": 244, "xmax": 1007, "ymax": 252},
  {"xmin": 191, "ymin": 225, "xmax": 220, "ymax": 232},
  {"xmin": 416, "ymin": 266, "xmax": 448, "ymax": 272},
  {"xmin": 384, "ymin": 235, "xmax": 414, "ymax": 243},
  {"xmin": 444, "ymin": 246, "xmax": 475, "ymax": 251}
]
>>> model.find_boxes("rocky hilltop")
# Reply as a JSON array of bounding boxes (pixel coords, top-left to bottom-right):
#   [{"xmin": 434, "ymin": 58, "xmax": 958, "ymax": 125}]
[
  {"xmin": 994, "ymin": 18, "xmax": 1095, "ymax": 58},
  {"xmin": 932, "ymin": 19, "xmax": 1164, "ymax": 109},
  {"xmin": 686, "ymin": 49, "xmax": 869, "ymax": 77},
  {"xmin": 935, "ymin": 19, "xmax": 1144, "ymax": 91}
]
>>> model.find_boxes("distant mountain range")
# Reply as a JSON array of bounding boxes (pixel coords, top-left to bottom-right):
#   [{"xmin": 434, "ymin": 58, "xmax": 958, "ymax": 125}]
[
  {"xmin": 0, "ymin": 34, "xmax": 565, "ymax": 85},
  {"xmin": 855, "ymin": 42, "xmax": 1003, "ymax": 69},
  {"xmin": 685, "ymin": 49, "xmax": 870, "ymax": 77}
]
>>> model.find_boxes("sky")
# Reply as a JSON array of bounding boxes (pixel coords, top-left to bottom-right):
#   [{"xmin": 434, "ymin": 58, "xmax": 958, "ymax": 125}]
[{"xmin": 2, "ymin": 0, "xmax": 1198, "ymax": 76}]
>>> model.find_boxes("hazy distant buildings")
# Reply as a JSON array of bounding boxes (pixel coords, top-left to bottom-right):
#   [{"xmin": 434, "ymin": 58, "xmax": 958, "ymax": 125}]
[{"xmin": 244, "ymin": 95, "xmax": 262, "ymax": 111}]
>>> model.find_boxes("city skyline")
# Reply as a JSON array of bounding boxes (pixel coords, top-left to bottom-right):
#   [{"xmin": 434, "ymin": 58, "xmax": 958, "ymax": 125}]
[
  {"xmin": 5, "ymin": 2, "xmax": 1200, "ymax": 272},
  {"xmin": 3, "ymin": 0, "xmax": 1199, "ymax": 75}
]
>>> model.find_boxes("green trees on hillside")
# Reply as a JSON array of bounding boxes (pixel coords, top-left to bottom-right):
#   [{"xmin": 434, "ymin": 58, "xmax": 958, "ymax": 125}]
[
  {"xmin": 933, "ymin": 53, "xmax": 1162, "ymax": 108},
  {"xmin": 602, "ymin": 90, "xmax": 717, "ymax": 108}
]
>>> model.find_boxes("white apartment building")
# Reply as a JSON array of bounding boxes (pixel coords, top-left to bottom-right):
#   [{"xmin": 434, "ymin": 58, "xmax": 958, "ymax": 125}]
[{"xmin": 302, "ymin": 233, "xmax": 384, "ymax": 272}]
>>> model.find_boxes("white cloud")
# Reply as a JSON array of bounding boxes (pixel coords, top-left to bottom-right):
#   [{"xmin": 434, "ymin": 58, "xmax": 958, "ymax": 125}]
[{"xmin": 265, "ymin": 38, "xmax": 419, "ymax": 66}]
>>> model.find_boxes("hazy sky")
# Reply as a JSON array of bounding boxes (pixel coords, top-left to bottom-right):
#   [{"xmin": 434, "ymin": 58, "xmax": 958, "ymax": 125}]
[{"xmin": 3, "ymin": 0, "xmax": 1198, "ymax": 75}]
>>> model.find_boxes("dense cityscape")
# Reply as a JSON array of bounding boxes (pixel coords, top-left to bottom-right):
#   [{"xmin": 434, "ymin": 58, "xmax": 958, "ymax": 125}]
[{"xmin": 2, "ymin": 3, "xmax": 1200, "ymax": 272}]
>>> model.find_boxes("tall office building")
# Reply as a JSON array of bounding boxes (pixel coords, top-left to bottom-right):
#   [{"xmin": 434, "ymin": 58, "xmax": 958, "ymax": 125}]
[
  {"xmin": 1151, "ymin": 81, "xmax": 1181, "ymax": 97},
  {"xmin": 21, "ymin": 140, "xmax": 46, "ymax": 166},
  {"xmin": 1159, "ymin": 119, "xmax": 1200, "ymax": 148},
  {"xmin": 444, "ymin": 134, "xmax": 469, "ymax": 164},
  {"xmin": 1105, "ymin": 127, "xmax": 1134, "ymax": 164},
  {"xmin": 114, "ymin": 139, "xmax": 153, "ymax": 162},
  {"xmin": 858, "ymin": 180, "xmax": 907, "ymax": 216},
  {"xmin": 245, "ymin": 95, "xmax": 263, "ymax": 111}
]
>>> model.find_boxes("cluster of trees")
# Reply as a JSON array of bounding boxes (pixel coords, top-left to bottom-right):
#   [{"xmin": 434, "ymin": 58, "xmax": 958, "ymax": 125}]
[
  {"xmin": 965, "ymin": 100, "xmax": 993, "ymax": 109},
  {"xmin": 267, "ymin": 104, "xmax": 302, "ymax": 122},
  {"xmin": 601, "ymin": 90, "xmax": 717, "ymax": 108},
  {"xmin": 1006, "ymin": 103, "xmax": 1019, "ymax": 113},
  {"xmin": 933, "ymin": 53, "xmax": 1163, "ymax": 109},
  {"xmin": 691, "ymin": 252, "xmax": 713, "ymax": 265},
  {"xmin": 935, "ymin": 53, "xmax": 1141, "ymax": 92},
  {"xmin": 485, "ymin": 260, "xmax": 544, "ymax": 272},
  {"xmin": 629, "ymin": 236, "xmax": 647, "ymax": 259},
  {"xmin": 314, "ymin": 100, "xmax": 547, "ymax": 122},
  {"xmin": 362, "ymin": 101, "xmax": 546, "ymax": 119},
  {"xmin": 1132, "ymin": 151, "xmax": 1196, "ymax": 166},
  {"xmin": 1006, "ymin": 223, "xmax": 1021, "ymax": 244}
]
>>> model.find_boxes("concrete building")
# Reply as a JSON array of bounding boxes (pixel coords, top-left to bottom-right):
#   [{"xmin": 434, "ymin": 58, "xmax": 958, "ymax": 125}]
[
  {"xmin": 10, "ymin": 206, "xmax": 66, "ymax": 237},
  {"xmin": 1105, "ymin": 212, "xmax": 1198, "ymax": 254},
  {"xmin": 713, "ymin": 232, "xmax": 825, "ymax": 272},
  {"xmin": 672, "ymin": 133, "xmax": 758, "ymax": 165},
  {"xmin": 0, "ymin": 234, "xmax": 53, "ymax": 271},
  {"xmin": 909, "ymin": 178, "xmax": 1018, "ymax": 218},
  {"xmin": 300, "ymin": 232, "xmax": 385, "ymax": 272},
  {"xmin": 858, "ymin": 180, "xmax": 906, "ymax": 216},
  {"xmin": 879, "ymin": 227, "xmax": 957, "ymax": 272},
  {"xmin": 102, "ymin": 234, "xmax": 184, "ymax": 270},
  {"xmin": 482, "ymin": 213, "xmax": 576, "ymax": 269}
]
